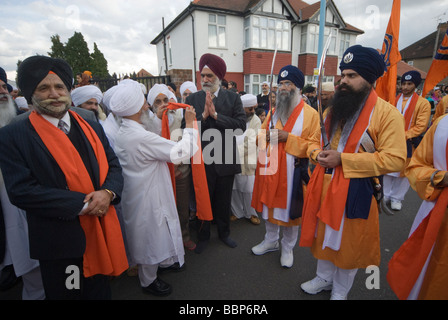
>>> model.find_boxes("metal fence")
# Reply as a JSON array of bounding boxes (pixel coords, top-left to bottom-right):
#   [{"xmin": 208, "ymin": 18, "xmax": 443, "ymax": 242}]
[{"xmin": 91, "ymin": 75, "xmax": 172, "ymax": 93}]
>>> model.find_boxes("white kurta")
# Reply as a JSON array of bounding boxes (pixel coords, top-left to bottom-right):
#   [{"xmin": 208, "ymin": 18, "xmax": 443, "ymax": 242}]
[{"xmin": 114, "ymin": 119, "xmax": 198, "ymax": 266}]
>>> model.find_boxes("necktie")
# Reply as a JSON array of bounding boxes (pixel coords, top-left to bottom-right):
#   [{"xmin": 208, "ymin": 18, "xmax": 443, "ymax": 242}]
[{"xmin": 58, "ymin": 119, "xmax": 68, "ymax": 134}]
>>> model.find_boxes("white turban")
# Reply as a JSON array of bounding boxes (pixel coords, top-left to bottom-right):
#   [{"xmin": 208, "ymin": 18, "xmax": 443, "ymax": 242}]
[
  {"xmin": 180, "ymin": 81, "xmax": 197, "ymax": 96},
  {"xmin": 322, "ymin": 82, "xmax": 335, "ymax": 92},
  {"xmin": 15, "ymin": 96, "xmax": 29, "ymax": 110},
  {"xmin": 109, "ymin": 80, "xmax": 145, "ymax": 117},
  {"xmin": 240, "ymin": 94, "xmax": 257, "ymax": 108},
  {"xmin": 147, "ymin": 83, "xmax": 170, "ymax": 106},
  {"xmin": 71, "ymin": 85, "xmax": 103, "ymax": 107},
  {"xmin": 102, "ymin": 85, "xmax": 119, "ymax": 111}
]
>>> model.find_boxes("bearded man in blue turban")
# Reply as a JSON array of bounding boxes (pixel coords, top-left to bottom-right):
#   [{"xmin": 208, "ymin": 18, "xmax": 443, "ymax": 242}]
[{"xmin": 299, "ymin": 45, "xmax": 408, "ymax": 300}]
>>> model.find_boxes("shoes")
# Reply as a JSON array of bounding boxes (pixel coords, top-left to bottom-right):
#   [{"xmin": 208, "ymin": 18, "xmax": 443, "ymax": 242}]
[
  {"xmin": 280, "ymin": 249, "xmax": 293, "ymax": 268},
  {"xmin": 230, "ymin": 215, "xmax": 238, "ymax": 222},
  {"xmin": 249, "ymin": 216, "xmax": 261, "ymax": 225},
  {"xmin": 300, "ymin": 276, "xmax": 333, "ymax": 295},
  {"xmin": 0, "ymin": 265, "xmax": 21, "ymax": 291},
  {"xmin": 184, "ymin": 240, "xmax": 196, "ymax": 251},
  {"xmin": 157, "ymin": 262, "xmax": 185, "ymax": 274},
  {"xmin": 142, "ymin": 277, "xmax": 172, "ymax": 296},
  {"xmin": 330, "ymin": 292, "xmax": 347, "ymax": 300},
  {"xmin": 220, "ymin": 236, "xmax": 237, "ymax": 248},
  {"xmin": 194, "ymin": 240, "xmax": 209, "ymax": 254},
  {"xmin": 391, "ymin": 200, "xmax": 402, "ymax": 211},
  {"xmin": 251, "ymin": 240, "xmax": 279, "ymax": 255}
]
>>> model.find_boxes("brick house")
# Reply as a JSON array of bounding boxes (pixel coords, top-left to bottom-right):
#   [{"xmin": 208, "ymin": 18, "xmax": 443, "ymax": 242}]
[{"xmin": 150, "ymin": 0, "xmax": 363, "ymax": 95}]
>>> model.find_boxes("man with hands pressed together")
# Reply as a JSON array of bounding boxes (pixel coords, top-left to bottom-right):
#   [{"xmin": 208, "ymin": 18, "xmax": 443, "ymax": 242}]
[{"xmin": 185, "ymin": 53, "xmax": 246, "ymax": 254}]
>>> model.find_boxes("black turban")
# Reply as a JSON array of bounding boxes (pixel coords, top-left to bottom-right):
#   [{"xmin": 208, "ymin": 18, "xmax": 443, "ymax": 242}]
[
  {"xmin": 277, "ymin": 65, "xmax": 305, "ymax": 89},
  {"xmin": 401, "ymin": 71, "xmax": 422, "ymax": 87},
  {"xmin": 339, "ymin": 45, "xmax": 385, "ymax": 84},
  {"xmin": 0, "ymin": 67, "xmax": 13, "ymax": 92},
  {"xmin": 199, "ymin": 53, "xmax": 227, "ymax": 80},
  {"xmin": 17, "ymin": 56, "xmax": 73, "ymax": 103}
]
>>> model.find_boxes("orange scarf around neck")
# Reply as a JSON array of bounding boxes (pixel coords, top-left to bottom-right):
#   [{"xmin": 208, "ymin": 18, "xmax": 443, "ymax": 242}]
[
  {"xmin": 300, "ymin": 89, "xmax": 377, "ymax": 247},
  {"xmin": 161, "ymin": 102, "xmax": 213, "ymax": 221},
  {"xmin": 395, "ymin": 92, "xmax": 418, "ymax": 130},
  {"xmin": 251, "ymin": 100, "xmax": 304, "ymax": 212},
  {"xmin": 29, "ymin": 110, "xmax": 128, "ymax": 277}
]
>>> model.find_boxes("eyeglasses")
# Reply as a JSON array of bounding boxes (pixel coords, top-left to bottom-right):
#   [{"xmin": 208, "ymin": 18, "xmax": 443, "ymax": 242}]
[{"xmin": 278, "ymin": 81, "xmax": 294, "ymax": 88}]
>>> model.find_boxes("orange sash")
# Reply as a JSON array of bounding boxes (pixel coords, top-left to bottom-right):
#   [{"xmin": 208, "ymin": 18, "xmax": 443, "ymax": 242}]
[
  {"xmin": 29, "ymin": 110, "xmax": 128, "ymax": 277},
  {"xmin": 161, "ymin": 102, "xmax": 213, "ymax": 221},
  {"xmin": 395, "ymin": 92, "xmax": 418, "ymax": 130},
  {"xmin": 299, "ymin": 90, "xmax": 377, "ymax": 247},
  {"xmin": 251, "ymin": 100, "xmax": 304, "ymax": 212},
  {"xmin": 387, "ymin": 143, "xmax": 448, "ymax": 300}
]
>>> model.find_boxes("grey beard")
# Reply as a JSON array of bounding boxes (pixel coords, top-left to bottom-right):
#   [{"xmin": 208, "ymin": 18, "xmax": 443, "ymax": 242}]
[
  {"xmin": 140, "ymin": 108, "xmax": 152, "ymax": 131},
  {"xmin": 0, "ymin": 95, "xmax": 17, "ymax": 128},
  {"xmin": 201, "ymin": 78, "xmax": 221, "ymax": 93},
  {"xmin": 275, "ymin": 88, "xmax": 300, "ymax": 125},
  {"xmin": 32, "ymin": 95, "xmax": 71, "ymax": 119}
]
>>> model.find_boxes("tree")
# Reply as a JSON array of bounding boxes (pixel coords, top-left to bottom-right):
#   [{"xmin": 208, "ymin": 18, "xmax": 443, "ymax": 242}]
[
  {"xmin": 64, "ymin": 32, "xmax": 92, "ymax": 77},
  {"xmin": 90, "ymin": 42, "xmax": 110, "ymax": 78},
  {"xmin": 48, "ymin": 34, "xmax": 65, "ymax": 60}
]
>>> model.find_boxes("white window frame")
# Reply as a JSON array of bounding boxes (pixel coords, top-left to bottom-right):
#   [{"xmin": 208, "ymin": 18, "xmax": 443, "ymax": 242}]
[
  {"xmin": 244, "ymin": 15, "xmax": 290, "ymax": 51},
  {"xmin": 244, "ymin": 73, "xmax": 278, "ymax": 95},
  {"xmin": 208, "ymin": 14, "xmax": 227, "ymax": 48}
]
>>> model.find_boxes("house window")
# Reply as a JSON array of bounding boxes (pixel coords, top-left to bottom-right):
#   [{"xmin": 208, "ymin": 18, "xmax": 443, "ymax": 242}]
[
  {"xmin": 209, "ymin": 14, "xmax": 226, "ymax": 48},
  {"xmin": 167, "ymin": 36, "xmax": 173, "ymax": 66},
  {"xmin": 339, "ymin": 33, "xmax": 351, "ymax": 57},
  {"xmin": 308, "ymin": 25, "xmax": 337, "ymax": 54},
  {"xmin": 244, "ymin": 74, "xmax": 278, "ymax": 95},
  {"xmin": 300, "ymin": 25, "xmax": 307, "ymax": 53},
  {"xmin": 245, "ymin": 16, "xmax": 290, "ymax": 50}
]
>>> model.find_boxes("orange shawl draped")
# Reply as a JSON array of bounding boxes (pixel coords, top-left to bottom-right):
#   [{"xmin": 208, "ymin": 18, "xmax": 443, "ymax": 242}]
[
  {"xmin": 29, "ymin": 110, "xmax": 128, "ymax": 277},
  {"xmin": 161, "ymin": 102, "xmax": 213, "ymax": 221},
  {"xmin": 300, "ymin": 90, "xmax": 377, "ymax": 247},
  {"xmin": 251, "ymin": 100, "xmax": 304, "ymax": 212}
]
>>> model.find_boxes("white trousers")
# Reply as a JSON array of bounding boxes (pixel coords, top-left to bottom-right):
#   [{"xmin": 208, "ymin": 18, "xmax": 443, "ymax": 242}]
[
  {"xmin": 264, "ymin": 220, "xmax": 299, "ymax": 252},
  {"xmin": 316, "ymin": 259, "xmax": 358, "ymax": 297},
  {"xmin": 138, "ymin": 257, "xmax": 178, "ymax": 287},
  {"xmin": 231, "ymin": 190, "xmax": 258, "ymax": 219},
  {"xmin": 383, "ymin": 175, "xmax": 410, "ymax": 202}
]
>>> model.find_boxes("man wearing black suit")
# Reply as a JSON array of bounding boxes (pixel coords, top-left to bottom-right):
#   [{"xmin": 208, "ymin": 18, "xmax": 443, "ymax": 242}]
[
  {"xmin": 0, "ymin": 56, "xmax": 127, "ymax": 299},
  {"xmin": 185, "ymin": 53, "xmax": 246, "ymax": 254}
]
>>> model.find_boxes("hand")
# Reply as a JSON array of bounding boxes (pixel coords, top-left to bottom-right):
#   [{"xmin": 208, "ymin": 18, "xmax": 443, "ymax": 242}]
[
  {"xmin": 81, "ymin": 190, "xmax": 113, "ymax": 217},
  {"xmin": 268, "ymin": 130, "xmax": 289, "ymax": 144},
  {"xmin": 156, "ymin": 106, "xmax": 167, "ymax": 120},
  {"xmin": 202, "ymin": 93, "xmax": 212, "ymax": 120},
  {"xmin": 185, "ymin": 106, "xmax": 196, "ymax": 128},
  {"xmin": 439, "ymin": 172, "xmax": 448, "ymax": 187},
  {"xmin": 205, "ymin": 92, "xmax": 217, "ymax": 120},
  {"xmin": 316, "ymin": 150, "xmax": 342, "ymax": 168}
]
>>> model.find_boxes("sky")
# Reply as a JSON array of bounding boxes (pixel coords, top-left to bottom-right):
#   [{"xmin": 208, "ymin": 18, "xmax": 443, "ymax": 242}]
[{"xmin": 1, "ymin": 0, "xmax": 447, "ymax": 82}]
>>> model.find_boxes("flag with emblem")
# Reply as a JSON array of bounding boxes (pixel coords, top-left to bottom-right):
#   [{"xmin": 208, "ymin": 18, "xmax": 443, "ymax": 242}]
[
  {"xmin": 375, "ymin": 0, "xmax": 401, "ymax": 104},
  {"xmin": 422, "ymin": 27, "xmax": 448, "ymax": 97}
]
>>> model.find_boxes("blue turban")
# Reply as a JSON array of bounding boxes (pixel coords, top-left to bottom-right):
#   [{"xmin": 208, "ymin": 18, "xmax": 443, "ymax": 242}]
[
  {"xmin": 401, "ymin": 71, "xmax": 421, "ymax": 87},
  {"xmin": 277, "ymin": 65, "xmax": 305, "ymax": 89},
  {"xmin": 339, "ymin": 45, "xmax": 385, "ymax": 84},
  {"xmin": 0, "ymin": 67, "xmax": 13, "ymax": 93}
]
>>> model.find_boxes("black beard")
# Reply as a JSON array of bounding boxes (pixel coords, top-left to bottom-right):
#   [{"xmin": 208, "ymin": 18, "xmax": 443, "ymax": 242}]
[{"xmin": 329, "ymin": 83, "xmax": 371, "ymax": 132}]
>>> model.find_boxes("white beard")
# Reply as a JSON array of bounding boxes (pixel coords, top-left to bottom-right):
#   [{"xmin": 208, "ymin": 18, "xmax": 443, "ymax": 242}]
[
  {"xmin": 0, "ymin": 94, "xmax": 17, "ymax": 128},
  {"xmin": 275, "ymin": 88, "xmax": 300, "ymax": 125}
]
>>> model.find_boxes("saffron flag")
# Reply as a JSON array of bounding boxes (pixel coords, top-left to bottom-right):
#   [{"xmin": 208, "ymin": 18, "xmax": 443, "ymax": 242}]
[
  {"xmin": 422, "ymin": 27, "xmax": 448, "ymax": 97},
  {"xmin": 375, "ymin": 0, "xmax": 401, "ymax": 104}
]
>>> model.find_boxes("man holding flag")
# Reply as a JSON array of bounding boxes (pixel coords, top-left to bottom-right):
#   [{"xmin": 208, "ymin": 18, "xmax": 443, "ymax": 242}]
[
  {"xmin": 375, "ymin": 0, "xmax": 401, "ymax": 104},
  {"xmin": 383, "ymin": 71, "xmax": 431, "ymax": 211}
]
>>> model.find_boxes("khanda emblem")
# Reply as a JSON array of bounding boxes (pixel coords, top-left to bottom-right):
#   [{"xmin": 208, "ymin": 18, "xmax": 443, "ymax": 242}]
[
  {"xmin": 381, "ymin": 33, "xmax": 393, "ymax": 71},
  {"xmin": 435, "ymin": 29, "xmax": 448, "ymax": 61}
]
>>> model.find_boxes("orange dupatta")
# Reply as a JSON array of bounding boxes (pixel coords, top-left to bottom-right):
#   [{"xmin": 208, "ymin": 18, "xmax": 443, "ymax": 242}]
[
  {"xmin": 161, "ymin": 102, "xmax": 213, "ymax": 221},
  {"xmin": 29, "ymin": 110, "xmax": 128, "ymax": 277},
  {"xmin": 299, "ymin": 90, "xmax": 377, "ymax": 247},
  {"xmin": 387, "ymin": 143, "xmax": 448, "ymax": 300},
  {"xmin": 251, "ymin": 100, "xmax": 304, "ymax": 212},
  {"xmin": 395, "ymin": 92, "xmax": 418, "ymax": 130}
]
